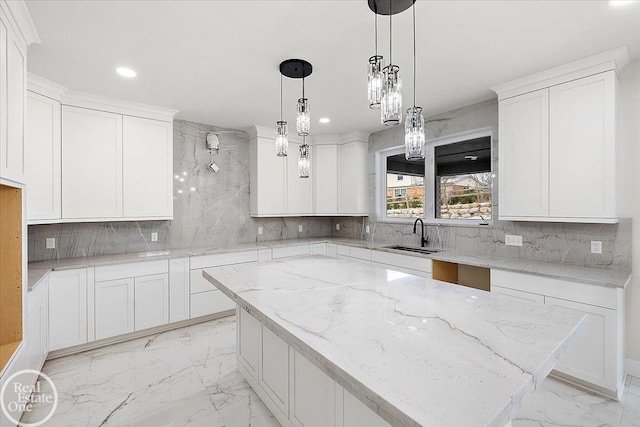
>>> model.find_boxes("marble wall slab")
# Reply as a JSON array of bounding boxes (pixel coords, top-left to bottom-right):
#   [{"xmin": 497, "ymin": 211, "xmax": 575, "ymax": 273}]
[
  {"xmin": 28, "ymin": 119, "xmax": 331, "ymax": 262},
  {"xmin": 331, "ymin": 99, "xmax": 632, "ymax": 270}
]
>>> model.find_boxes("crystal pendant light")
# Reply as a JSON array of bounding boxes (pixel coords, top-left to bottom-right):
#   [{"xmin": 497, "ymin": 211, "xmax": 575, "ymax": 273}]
[
  {"xmin": 404, "ymin": 1, "xmax": 425, "ymax": 160},
  {"xmin": 368, "ymin": 12, "xmax": 383, "ymax": 109},
  {"xmin": 381, "ymin": 4, "xmax": 402, "ymax": 125},
  {"xmin": 298, "ymin": 138, "xmax": 310, "ymax": 178},
  {"xmin": 275, "ymin": 74, "xmax": 288, "ymax": 157},
  {"xmin": 296, "ymin": 77, "xmax": 310, "ymax": 136}
]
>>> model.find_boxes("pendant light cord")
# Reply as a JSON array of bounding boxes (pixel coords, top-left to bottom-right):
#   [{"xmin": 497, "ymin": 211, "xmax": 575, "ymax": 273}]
[
  {"xmin": 389, "ymin": 0, "xmax": 393, "ymax": 65},
  {"xmin": 413, "ymin": 1, "xmax": 416, "ymax": 107},
  {"xmin": 280, "ymin": 73, "xmax": 283, "ymax": 120},
  {"xmin": 374, "ymin": 10, "xmax": 378, "ymax": 56}
]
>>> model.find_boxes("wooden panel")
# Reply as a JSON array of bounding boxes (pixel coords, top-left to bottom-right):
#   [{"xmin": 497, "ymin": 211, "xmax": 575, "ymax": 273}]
[
  {"xmin": 432, "ymin": 260, "xmax": 458, "ymax": 284},
  {"xmin": 498, "ymin": 89, "xmax": 549, "ymax": 218},
  {"xmin": 0, "ymin": 185, "xmax": 22, "ymax": 367},
  {"xmin": 458, "ymin": 264, "xmax": 490, "ymax": 292}
]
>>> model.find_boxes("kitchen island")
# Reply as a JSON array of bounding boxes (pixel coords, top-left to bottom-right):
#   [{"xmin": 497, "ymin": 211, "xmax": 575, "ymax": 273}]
[{"xmin": 203, "ymin": 255, "xmax": 586, "ymax": 427}]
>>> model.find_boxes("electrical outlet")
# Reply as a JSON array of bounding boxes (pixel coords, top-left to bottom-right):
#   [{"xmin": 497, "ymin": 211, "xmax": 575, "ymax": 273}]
[
  {"xmin": 591, "ymin": 240, "xmax": 603, "ymax": 254},
  {"xmin": 505, "ymin": 234, "xmax": 523, "ymax": 247},
  {"xmin": 298, "ymin": 225, "xmax": 303, "ymax": 233},
  {"xmin": 151, "ymin": 232, "xmax": 158, "ymax": 242},
  {"xmin": 46, "ymin": 238, "xmax": 55, "ymax": 249},
  {"xmin": 365, "ymin": 225, "xmax": 370, "ymax": 234},
  {"xmin": 336, "ymin": 224, "xmax": 340, "ymax": 231},
  {"xmin": 258, "ymin": 226, "xmax": 263, "ymax": 235}
]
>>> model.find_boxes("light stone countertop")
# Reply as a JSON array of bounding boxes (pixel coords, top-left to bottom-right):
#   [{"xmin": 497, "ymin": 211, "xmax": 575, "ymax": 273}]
[
  {"xmin": 203, "ymin": 256, "xmax": 587, "ymax": 427},
  {"xmin": 27, "ymin": 237, "xmax": 631, "ymax": 291}
]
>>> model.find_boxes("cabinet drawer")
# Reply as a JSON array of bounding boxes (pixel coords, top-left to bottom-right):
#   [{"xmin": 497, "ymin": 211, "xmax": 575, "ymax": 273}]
[
  {"xmin": 272, "ymin": 244, "xmax": 310, "ymax": 259},
  {"xmin": 310, "ymin": 243, "xmax": 326, "ymax": 255},
  {"xmin": 348, "ymin": 247, "xmax": 371, "ymax": 262},
  {"xmin": 492, "ymin": 285, "xmax": 544, "ymax": 304},
  {"xmin": 190, "ymin": 250, "xmax": 258, "ymax": 269},
  {"xmin": 190, "ymin": 268, "xmax": 218, "ymax": 294},
  {"xmin": 94, "ymin": 259, "xmax": 168, "ymax": 282},
  {"xmin": 371, "ymin": 251, "xmax": 431, "ymax": 273},
  {"xmin": 336, "ymin": 244, "xmax": 350, "ymax": 257},
  {"xmin": 190, "ymin": 289, "xmax": 235, "ymax": 318}
]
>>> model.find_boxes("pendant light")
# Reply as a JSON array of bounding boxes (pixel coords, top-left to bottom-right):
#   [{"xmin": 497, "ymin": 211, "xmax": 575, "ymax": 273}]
[
  {"xmin": 405, "ymin": 1, "xmax": 425, "ymax": 161},
  {"xmin": 297, "ymin": 76, "xmax": 310, "ymax": 136},
  {"xmin": 380, "ymin": 0, "xmax": 402, "ymax": 126},
  {"xmin": 368, "ymin": 11, "xmax": 383, "ymax": 109},
  {"xmin": 298, "ymin": 137, "xmax": 310, "ymax": 178},
  {"xmin": 275, "ymin": 73, "xmax": 288, "ymax": 157}
]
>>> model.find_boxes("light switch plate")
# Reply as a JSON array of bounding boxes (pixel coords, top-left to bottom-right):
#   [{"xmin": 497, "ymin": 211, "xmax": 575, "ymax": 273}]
[
  {"xmin": 46, "ymin": 238, "xmax": 55, "ymax": 249},
  {"xmin": 151, "ymin": 232, "xmax": 158, "ymax": 242},
  {"xmin": 336, "ymin": 224, "xmax": 340, "ymax": 231},
  {"xmin": 258, "ymin": 226, "xmax": 263, "ymax": 235},
  {"xmin": 591, "ymin": 241, "xmax": 603, "ymax": 254},
  {"xmin": 298, "ymin": 225, "xmax": 303, "ymax": 232},
  {"xmin": 505, "ymin": 234, "xmax": 523, "ymax": 247}
]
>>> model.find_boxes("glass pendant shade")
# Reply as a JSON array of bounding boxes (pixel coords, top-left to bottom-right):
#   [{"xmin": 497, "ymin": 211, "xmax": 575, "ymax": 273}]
[
  {"xmin": 296, "ymin": 98, "xmax": 310, "ymax": 136},
  {"xmin": 275, "ymin": 121, "xmax": 288, "ymax": 157},
  {"xmin": 368, "ymin": 55, "xmax": 384, "ymax": 109},
  {"xmin": 381, "ymin": 65, "xmax": 402, "ymax": 126},
  {"xmin": 405, "ymin": 106, "xmax": 425, "ymax": 161},
  {"xmin": 298, "ymin": 143, "xmax": 310, "ymax": 178}
]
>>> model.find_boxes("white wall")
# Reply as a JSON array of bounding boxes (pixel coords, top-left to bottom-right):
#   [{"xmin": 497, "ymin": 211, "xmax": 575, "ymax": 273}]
[{"xmin": 619, "ymin": 59, "xmax": 640, "ymax": 366}]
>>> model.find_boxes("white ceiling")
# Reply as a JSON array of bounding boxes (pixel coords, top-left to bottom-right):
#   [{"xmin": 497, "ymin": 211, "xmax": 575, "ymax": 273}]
[{"xmin": 25, "ymin": 0, "xmax": 640, "ymax": 135}]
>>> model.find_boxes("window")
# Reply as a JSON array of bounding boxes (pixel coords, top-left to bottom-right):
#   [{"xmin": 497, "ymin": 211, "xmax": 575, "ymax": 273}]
[
  {"xmin": 384, "ymin": 153, "xmax": 425, "ymax": 219},
  {"xmin": 377, "ymin": 128, "xmax": 492, "ymax": 223},
  {"xmin": 434, "ymin": 136, "xmax": 492, "ymax": 221}
]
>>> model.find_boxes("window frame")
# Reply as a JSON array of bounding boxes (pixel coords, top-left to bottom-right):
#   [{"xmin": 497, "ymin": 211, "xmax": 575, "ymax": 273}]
[{"xmin": 375, "ymin": 127, "xmax": 494, "ymax": 226}]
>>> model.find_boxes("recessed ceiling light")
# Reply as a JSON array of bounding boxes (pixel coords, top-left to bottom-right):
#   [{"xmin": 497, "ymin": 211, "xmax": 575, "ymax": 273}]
[
  {"xmin": 608, "ymin": 0, "xmax": 636, "ymax": 6},
  {"xmin": 319, "ymin": 117, "xmax": 330, "ymax": 124},
  {"xmin": 116, "ymin": 67, "xmax": 136, "ymax": 78}
]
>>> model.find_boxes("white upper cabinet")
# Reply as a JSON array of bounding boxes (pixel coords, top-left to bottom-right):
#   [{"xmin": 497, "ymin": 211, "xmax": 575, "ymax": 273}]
[
  {"xmin": 498, "ymin": 88, "xmax": 549, "ymax": 218},
  {"xmin": 549, "ymin": 72, "xmax": 616, "ymax": 220},
  {"xmin": 287, "ymin": 141, "xmax": 313, "ymax": 215},
  {"xmin": 248, "ymin": 126, "xmax": 368, "ymax": 217},
  {"xmin": 492, "ymin": 47, "xmax": 629, "ymax": 223},
  {"xmin": 62, "ymin": 105, "xmax": 123, "ymax": 219},
  {"xmin": 122, "ymin": 116, "xmax": 173, "ymax": 218},
  {"xmin": 25, "ymin": 89, "xmax": 61, "ymax": 222}
]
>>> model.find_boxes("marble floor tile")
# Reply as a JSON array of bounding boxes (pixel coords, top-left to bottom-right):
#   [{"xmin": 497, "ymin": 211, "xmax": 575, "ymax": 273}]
[{"xmin": 21, "ymin": 316, "xmax": 640, "ymax": 427}]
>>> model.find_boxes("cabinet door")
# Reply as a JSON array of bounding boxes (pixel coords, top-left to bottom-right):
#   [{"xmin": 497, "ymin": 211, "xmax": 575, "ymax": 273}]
[
  {"xmin": 338, "ymin": 141, "xmax": 367, "ymax": 215},
  {"xmin": 291, "ymin": 350, "xmax": 335, "ymax": 427},
  {"xmin": 250, "ymin": 137, "xmax": 286, "ymax": 215},
  {"xmin": 169, "ymin": 257, "xmax": 190, "ymax": 322},
  {"xmin": 498, "ymin": 89, "xmax": 549, "ymax": 219},
  {"xmin": 549, "ymin": 71, "xmax": 616, "ymax": 220},
  {"xmin": 314, "ymin": 144, "xmax": 338, "ymax": 214},
  {"xmin": 0, "ymin": 25, "xmax": 26, "ymax": 183},
  {"xmin": 287, "ymin": 142, "xmax": 313, "ymax": 215},
  {"xmin": 260, "ymin": 325, "xmax": 289, "ymax": 416},
  {"xmin": 122, "ymin": 116, "xmax": 173, "ymax": 218},
  {"xmin": 94, "ymin": 278, "xmax": 134, "ymax": 340},
  {"xmin": 343, "ymin": 388, "xmax": 390, "ymax": 427},
  {"xmin": 492, "ymin": 285, "xmax": 544, "ymax": 304},
  {"xmin": 135, "ymin": 273, "xmax": 169, "ymax": 331},
  {"xmin": 49, "ymin": 269, "xmax": 87, "ymax": 351},
  {"xmin": 545, "ymin": 297, "xmax": 617, "ymax": 390},
  {"xmin": 189, "ymin": 289, "xmax": 235, "ymax": 318},
  {"xmin": 25, "ymin": 91, "xmax": 61, "ymax": 221},
  {"xmin": 62, "ymin": 106, "xmax": 123, "ymax": 219},
  {"xmin": 27, "ymin": 281, "xmax": 47, "ymax": 372},
  {"xmin": 238, "ymin": 307, "xmax": 261, "ymax": 379}
]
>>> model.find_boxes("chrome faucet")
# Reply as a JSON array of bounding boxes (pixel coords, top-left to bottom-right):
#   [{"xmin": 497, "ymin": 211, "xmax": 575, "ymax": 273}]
[{"xmin": 412, "ymin": 218, "xmax": 428, "ymax": 248}]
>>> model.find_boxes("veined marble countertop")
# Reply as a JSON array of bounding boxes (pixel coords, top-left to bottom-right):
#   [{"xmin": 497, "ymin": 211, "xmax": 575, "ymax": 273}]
[
  {"xmin": 27, "ymin": 237, "xmax": 630, "ymax": 291},
  {"xmin": 203, "ymin": 256, "xmax": 586, "ymax": 427}
]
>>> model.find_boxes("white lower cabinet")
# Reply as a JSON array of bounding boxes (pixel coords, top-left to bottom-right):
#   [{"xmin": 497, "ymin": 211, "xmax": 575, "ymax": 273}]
[
  {"xmin": 134, "ymin": 273, "xmax": 169, "ymax": 331},
  {"xmin": 545, "ymin": 297, "xmax": 617, "ymax": 391},
  {"xmin": 310, "ymin": 242, "xmax": 327, "ymax": 256},
  {"xmin": 238, "ymin": 308, "xmax": 261, "ymax": 378},
  {"xmin": 27, "ymin": 279, "xmax": 49, "ymax": 373},
  {"xmin": 260, "ymin": 325, "xmax": 289, "ymax": 415},
  {"xmin": 94, "ymin": 278, "xmax": 135, "ymax": 340},
  {"xmin": 492, "ymin": 285, "xmax": 545, "ymax": 304},
  {"xmin": 342, "ymin": 388, "xmax": 390, "ymax": 427},
  {"xmin": 169, "ymin": 257, "xmax": 190, "ymax": 322},
  {"xmin": 48, "ymin": 268, "xmax": 88, "ymax": 351},
  {"xmin": 190, "ymin": 290, "xmax": 235, "ymax": 318},
  {"xmin": 291, "ymin": 350, "xmax": 335, "ymax": 427}
]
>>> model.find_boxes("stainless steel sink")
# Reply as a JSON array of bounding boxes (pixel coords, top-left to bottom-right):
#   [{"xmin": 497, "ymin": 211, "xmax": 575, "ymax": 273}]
[{"xmin": 383, "ymin": 245, "xmax": 441, "ymax": 255}]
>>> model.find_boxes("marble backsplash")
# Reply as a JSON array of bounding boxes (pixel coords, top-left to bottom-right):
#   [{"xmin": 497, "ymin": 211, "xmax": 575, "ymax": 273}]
[
  {"xmin": 331, "ymin": 98, "xmax": 632, "ymax": 271},
  {"xmin": 28, "ymin": 119, "xmax": 331, "ymax": 262}
]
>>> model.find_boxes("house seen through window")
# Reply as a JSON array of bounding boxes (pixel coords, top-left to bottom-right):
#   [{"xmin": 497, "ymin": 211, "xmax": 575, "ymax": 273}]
[{"xmin": 386, "ymin": 154, "xmax": 425, "ymax": 218}]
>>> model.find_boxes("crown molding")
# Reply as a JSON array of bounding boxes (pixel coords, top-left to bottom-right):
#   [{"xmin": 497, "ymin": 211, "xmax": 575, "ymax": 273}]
[
  {"xmin": 62, "ymin": 91, "xmax": 179, "ymax": 122},
  {"xmin": 1, "ymin": 0, "xmax": 40, "ymax": 45},
  {"xmin": 491, "ymin": 47, "xmax": 630, "ymax": 100},
  {"xmin": 27, "ymin": 73, "xmax": 67, "ymax": 101}
]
